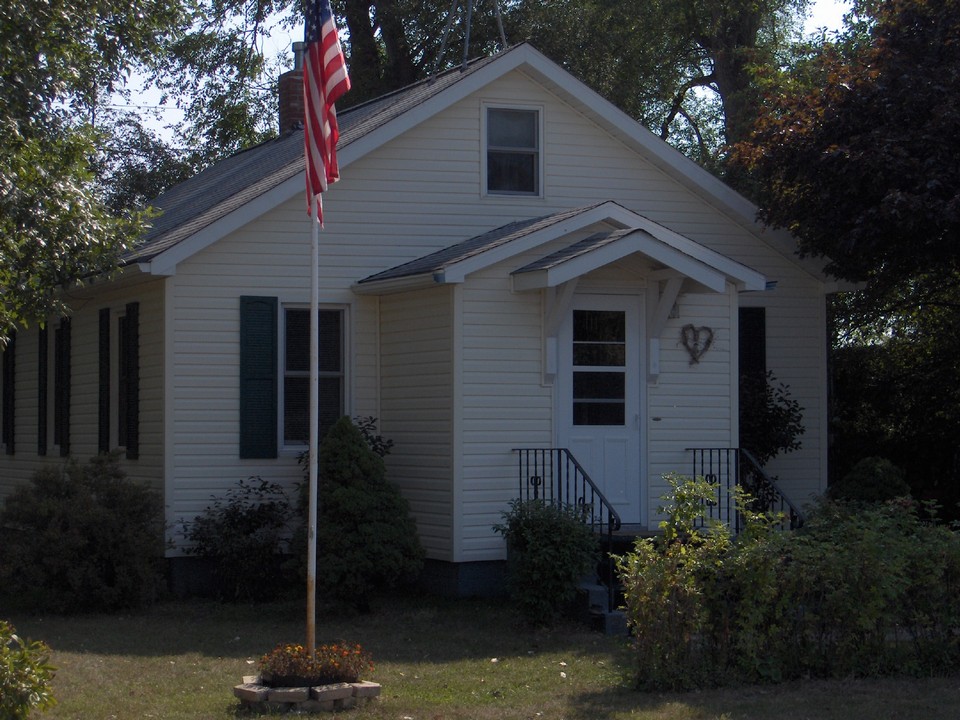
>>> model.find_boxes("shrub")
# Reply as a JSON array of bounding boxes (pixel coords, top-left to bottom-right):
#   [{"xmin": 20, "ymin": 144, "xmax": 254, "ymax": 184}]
[
  {"xmin": 0, "ymin": 621, "xmax": 56, "ymax": 719},
  {"xmin": 298, "ymin": 417, "xmax": 424, "ymax": 610},
  {"xmin": 828, "ymin": 456, "xmax": 911, "ymax": 503},
  {"xmin": 616, "ymin": 474, "xmax": 731, "ymax": 689},
  {"xmin": 494, "ymin": 499, "xmax": 599, "ymax": 628},
  {"xmin": 183, "ymin": 476, "xmax": 295, "ymax": 602},
  {"xmin": 739, "ymin": 371, "xmax": 804, "ymax": 466},
  {"xmin": 617, "ymin": 475, "xmax": 960, "ymax": 690},
  {"xmin": 259, "ymin": 642, "xmax": 373, "ymax": 686},
  {"xmin": 0, "ymin": 454, "xmax": 166, "ymax": 613}
]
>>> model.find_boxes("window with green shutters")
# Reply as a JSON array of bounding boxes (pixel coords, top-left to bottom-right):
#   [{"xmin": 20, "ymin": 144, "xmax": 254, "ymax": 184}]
[{"xmin": 239, "ymin": 297, "xmax": 345, "ymax": 458}]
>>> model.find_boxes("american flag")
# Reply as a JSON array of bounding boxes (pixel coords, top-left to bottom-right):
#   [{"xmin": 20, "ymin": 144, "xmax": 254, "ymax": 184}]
[{"xmin": 303, "ymin": 0, "xmax": 350, "ymax": 221}]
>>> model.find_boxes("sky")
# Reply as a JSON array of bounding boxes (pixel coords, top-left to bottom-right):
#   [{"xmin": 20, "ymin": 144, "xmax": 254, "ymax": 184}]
[{"xmin": 124, "ymin": 0, "xmax": 852, "ymax": 138}]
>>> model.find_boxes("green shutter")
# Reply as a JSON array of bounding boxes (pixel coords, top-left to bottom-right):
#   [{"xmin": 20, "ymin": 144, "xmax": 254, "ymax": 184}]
[
  {"xmin": 55, "ymin": 318, "xmax": 71, "ymax": 457},
  {"xmin": 240, "ymin": 296, "xmax": 278, "ymax": 458},
  {"xmin": 37, "ymin": 327, "xmax": 46, "ymax": 455},
  {"xmin": 124, "ymin": 302, "xmax": 140, "ymax": 460},
  {"xmin": 99, "ymin": 308, "xmax": 111, "ymax": 453},
  {"xmin": 2, "ymin": 331, "xmax": 15, "ymax": 455}
]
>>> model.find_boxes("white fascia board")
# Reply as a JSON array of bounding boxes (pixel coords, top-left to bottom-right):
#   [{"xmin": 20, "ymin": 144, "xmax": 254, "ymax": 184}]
[
  {"xmin": 144, "ymin": 173, "xmax": 304, "ymax": 276},
  {"xmin": 512, "ymin": 231, "xmax": 729, "ymax": 293},
  {"xmin": 439, "ymin": 201, "xmax": 635, "ymax": 283},
  {"xmin": 142, "ymin": 48, "xmax": 537, "ymax": 277},
  {"xmin": 518, "ymin": 46, "xmax": 829, "ymax": 284},
  {"xmin": 337, "ymin": 49, "xmax": 534, "ymax": 170},
  {"xmin": 350, "ymin": 273, "xmax": 436, "ymax": 296},
  {"xmin": 629, "ymin": 216, "xmax": 766, "ymax": 291}
]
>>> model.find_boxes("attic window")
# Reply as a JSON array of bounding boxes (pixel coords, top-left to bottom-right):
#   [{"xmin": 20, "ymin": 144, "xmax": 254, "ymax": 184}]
[{"xmin": 484, "ymin": 105, "xmax": 541, "ymax": 196}]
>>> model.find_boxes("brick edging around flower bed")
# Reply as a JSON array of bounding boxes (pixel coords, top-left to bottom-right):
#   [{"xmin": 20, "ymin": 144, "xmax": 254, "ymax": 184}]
[{"xmin": 234, "ymin": 676, "xmax": 381, "ymax": 713}]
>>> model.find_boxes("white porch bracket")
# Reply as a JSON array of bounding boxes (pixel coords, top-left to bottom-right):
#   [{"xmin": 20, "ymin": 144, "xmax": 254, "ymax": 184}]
[
  {"xmin": 543, "ymin": 279, "xmax": 578, "ymax": 384},
  {"xmin": 645, "ymin": 275, "xmax": 683, "ymax": 381}
]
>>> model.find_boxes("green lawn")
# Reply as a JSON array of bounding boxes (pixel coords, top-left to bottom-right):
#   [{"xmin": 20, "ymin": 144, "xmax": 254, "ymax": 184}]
[{"xmin": 9, "ymin": 595, "xmax": 960, "ymax": 719}]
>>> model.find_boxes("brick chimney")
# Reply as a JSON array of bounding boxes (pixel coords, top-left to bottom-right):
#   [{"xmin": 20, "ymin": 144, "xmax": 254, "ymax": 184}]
[{"xmin": 278, "ymin": 42, "xmax": 305, "ymax": 134}]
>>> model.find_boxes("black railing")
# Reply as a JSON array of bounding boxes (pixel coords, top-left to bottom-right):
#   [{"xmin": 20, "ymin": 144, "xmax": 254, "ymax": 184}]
[
  {"xmin": 688, "ymin": 447, "xmax": 805, "ymax": 533},
  {"xmin": 513, "ymin": 448, "xmax": 622, "ymax": 610}
]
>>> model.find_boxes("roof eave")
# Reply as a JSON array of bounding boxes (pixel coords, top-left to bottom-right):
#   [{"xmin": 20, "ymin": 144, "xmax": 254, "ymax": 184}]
[{"xmin": 352, "ymin": 272, "xmax": 443, "ymax": 296}]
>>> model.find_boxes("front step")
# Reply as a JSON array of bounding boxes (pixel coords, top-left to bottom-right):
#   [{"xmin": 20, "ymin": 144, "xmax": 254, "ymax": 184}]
[
  {"xmin": 579, "ymin": 527, "xmax": 659, "ymax": 636},
  {"xmin": 577, "ymin": 581, "xmax": 628, "ymax": 635}
]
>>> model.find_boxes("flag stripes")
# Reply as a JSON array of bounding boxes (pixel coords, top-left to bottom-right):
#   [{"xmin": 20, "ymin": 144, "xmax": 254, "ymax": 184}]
[{"xmin": 303, "ymin": 0, "xmax": 350, "ymax": 222}]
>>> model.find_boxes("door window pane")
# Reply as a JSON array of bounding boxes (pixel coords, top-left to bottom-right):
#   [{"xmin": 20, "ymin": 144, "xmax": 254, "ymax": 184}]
[{"xmin": 572, "ymin": 310, "xmax": 627, "ymax": 426}]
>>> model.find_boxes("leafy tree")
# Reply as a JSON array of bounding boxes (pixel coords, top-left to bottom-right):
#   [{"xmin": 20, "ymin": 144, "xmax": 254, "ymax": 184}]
[
  {"xmin": 327, "ymin": 1, "xmax": 811, "ymax": 166},
  {"xmin": 0, "ymin": 0, "xmax": 181, "ymax": 341},
  {"xmin": 512, "ymin": 0, "xmax": 811, "ymax": 166},
  {"xmin": 0, "ymin": 0, "xmax": 294, "ymax": 344},
  {"xmin": 734, "ymin": 0, "xmax": 960, "ymax": 304},
  {"xmin": 734, "ymin": 0, "xmax": 960, "ymax": 514}
]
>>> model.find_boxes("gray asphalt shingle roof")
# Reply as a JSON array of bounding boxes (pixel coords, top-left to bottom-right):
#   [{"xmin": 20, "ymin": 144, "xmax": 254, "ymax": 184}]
[
  {"xmin": 357, "ymin": 203, "xmax": 607, "ymax": 284},
  {"xmin": 125, "ymin": 50, "xmax": 509, "ymax": 265}
]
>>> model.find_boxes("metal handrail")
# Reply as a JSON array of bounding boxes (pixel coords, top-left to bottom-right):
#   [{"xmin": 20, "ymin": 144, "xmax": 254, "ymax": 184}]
[
  {"xmin": 739, "ymin": 448, "xmax": 806, "ymax": 529},
  {"xmin": 512, "ymin": 448, "xmax": 622, "ymax": 613},
  {"xmin": 512, "ymin": 448, "xmax": 622, "ymax": 532},
  {"xmin": 688, "ymin": 447, "xmax": 805, "ymax": 532}
]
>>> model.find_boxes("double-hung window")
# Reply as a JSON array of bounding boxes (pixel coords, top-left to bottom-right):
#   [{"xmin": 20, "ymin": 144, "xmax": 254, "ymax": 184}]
[
  {"xmin": 282, "ymin": 307, "xmax": 344, "ymax": 446},
  {"xmin": 484, "ymin": 105, "xmax": 542, "ymax": 196}
]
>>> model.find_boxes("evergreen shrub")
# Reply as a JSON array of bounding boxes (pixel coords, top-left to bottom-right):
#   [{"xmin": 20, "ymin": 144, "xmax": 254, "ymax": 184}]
[
  {"xmin": 828, "ymin": 456, "xmax": 911, "ymax": 503},
  {"xmin": 0, "ymin": 454, "xmax": 166, "ymax": 613},
  {"xmin": 298, "ymin": 416, "xmax": 424, "ymax": 610}
]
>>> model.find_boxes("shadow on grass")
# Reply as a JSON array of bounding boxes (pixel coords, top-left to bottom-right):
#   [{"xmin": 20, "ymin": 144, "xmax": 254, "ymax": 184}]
[{"xmin": 7, "ymin": 592, "xmax": 629, "ymax": 666}]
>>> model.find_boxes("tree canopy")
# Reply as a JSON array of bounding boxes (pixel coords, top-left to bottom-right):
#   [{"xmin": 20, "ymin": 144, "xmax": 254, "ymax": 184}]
[
  {"xmin": 0, "ymin": 0, "xmax": 289, "ymax": 342},
  {"xmin": 333, "ymin": 0, "xmax": 811, "ymax": 168},
  {"xmin": 734, "ymin": 0, "xmax": 960, "ymax": 513},
  {"xmin": 733, "ymin": 0, "xmax": 960, "ymax": 311}
]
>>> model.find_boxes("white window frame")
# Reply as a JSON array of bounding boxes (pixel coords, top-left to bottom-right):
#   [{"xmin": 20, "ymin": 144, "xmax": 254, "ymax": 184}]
[
  {"xmin": 481, "ymin": 102, "xmax": 544, "ymax": 198},
  {"xmin": 280, "ymin": 304, "xmax": 348, "ymax": 450}
]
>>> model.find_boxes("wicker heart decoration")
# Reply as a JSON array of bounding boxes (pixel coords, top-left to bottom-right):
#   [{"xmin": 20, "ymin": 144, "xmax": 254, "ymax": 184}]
[{"xmin": 681, "ymin": 324, "xmax": 714, "ymax": 365}]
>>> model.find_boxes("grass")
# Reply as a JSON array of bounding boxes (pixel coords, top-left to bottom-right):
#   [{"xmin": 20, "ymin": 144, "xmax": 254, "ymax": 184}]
[{"xmin": 9, "ymin": 594, "xmax": 960, "ymax": 719}]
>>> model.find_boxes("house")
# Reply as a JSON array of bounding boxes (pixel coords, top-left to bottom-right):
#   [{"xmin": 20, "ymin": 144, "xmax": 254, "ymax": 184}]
[{"xmin": 0, "ymin": 43, "xmax": 836, "ymax": 596}]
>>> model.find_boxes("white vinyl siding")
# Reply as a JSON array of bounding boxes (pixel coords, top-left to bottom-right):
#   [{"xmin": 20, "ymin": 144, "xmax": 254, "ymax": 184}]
[
  {"xmin": 379, "ymin": 287, "xmax": 455, "ymax": 560},
  {"xmin": 0, "ymin": 58, "xmax": 830, "ymax": 571}
]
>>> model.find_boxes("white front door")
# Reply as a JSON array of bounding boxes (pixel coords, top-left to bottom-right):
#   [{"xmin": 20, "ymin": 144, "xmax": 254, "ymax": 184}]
[{"xmin": 558, "ymin": 294, "xmax": 643, "ymax": 523}]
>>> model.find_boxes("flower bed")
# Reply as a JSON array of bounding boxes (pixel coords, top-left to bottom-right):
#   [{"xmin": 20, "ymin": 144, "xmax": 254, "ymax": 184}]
[{"xmin": 233, "ymin": 641, "xmax": 379, "ymax": 713}]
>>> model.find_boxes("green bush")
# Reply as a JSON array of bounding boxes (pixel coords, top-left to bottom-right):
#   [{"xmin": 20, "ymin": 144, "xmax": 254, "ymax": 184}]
[
  {"xmin": 298, "ymin": 417, "xmax": 424, "ymax": 610},
  {"xmin": 828, "ymin": 456, "xmax": 911, "ymax": 503},
  {"xmin": 0, "ymin": 454, "xmax": 166, "ymax": 613},
  {"xmin": 184, "ymin": 476, "xmax": 295, "ymax": 602},
  {"xmin": 0, "ymin": 621, "xmax": 56, "ymax": 719},
  {"xmin": 616, "ymin": 474, "xmax": 732, "ymax": 689},
  {"xmin": 739, "ymin": 371, "xmax": 804, "ymax": 466},
  {"xmin": 494, "ymin": 499, "xmax": 599, "ymax": 628},
  {"xmin": 616, "ymin": 476, "xmax": 960, "ymax": 690}
]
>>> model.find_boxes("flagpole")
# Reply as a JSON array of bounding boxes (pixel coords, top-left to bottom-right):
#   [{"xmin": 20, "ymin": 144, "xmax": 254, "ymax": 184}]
[
  {"xmin": 303, "ymin": 0, "xmax": 349, "ymax": 655},
  {"xmin": 307, "ymin": 204, "xmax": 320, "ymax": 655}
]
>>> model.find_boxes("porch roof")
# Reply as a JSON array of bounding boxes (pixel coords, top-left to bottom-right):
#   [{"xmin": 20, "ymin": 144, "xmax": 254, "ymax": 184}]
[{"xmin": 353, "ymin": 201, "xmax": 766, "ymax": 295}]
